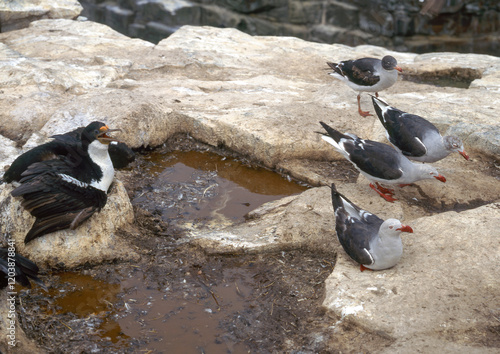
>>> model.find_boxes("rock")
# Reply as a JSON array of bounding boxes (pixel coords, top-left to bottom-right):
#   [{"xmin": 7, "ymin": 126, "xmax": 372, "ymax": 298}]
[
  {"xmin": 21, "ymin": 91, "xmax": 177, "ymax": 150},
  {"xmin": 0, "ymin": 21, "xmax": 498, "ymax": 218},
  {"xmin": 0, "ymin": 180, "xmax": 138, "ymax": 268},
  {"xmin": 323, "ymin": 202, "xmax": 500, "ymax": 352},
  {"xmin": 448, "ymin": 123, "xmax": 500, "ymax": 159},
  {"xmin": 190, "ymin": 187, "xmax": 332, "ymax": 253},
  {"xmin": 470, "ymin": 68, "xmax": 500, "ymax": 92},
  {"xmin": 0, "ymin": 19, "xmax": 155, "ymax": 144},
  {"xmin": 190, "ymin": 184, "xmax": 404, "ymax": 254},
  {"xmin": 0, "ymin": 19, "xmax": 499, "ymax": 352},
  {"xmin": 0, "ymin": 135, "xmax": 20, "ymax": 173},
  {"xmin": 0, "ymin": 0, "xmax": 82, "ymax": 32}
]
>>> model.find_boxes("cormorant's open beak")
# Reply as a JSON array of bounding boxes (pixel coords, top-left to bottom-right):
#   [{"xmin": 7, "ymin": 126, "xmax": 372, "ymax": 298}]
[
  {"xmin": 434, "ymin": 174, "xmax": 446, "ymax": 183},
  {"xmin": 396, "ymin": 225, "xmax": 413, "ymax": 233},
  {"xmin": 459, "ymin": 150, "xmax": 470, "ymax": 160},
  {"xmin": 395, "ymin": 66, "xmax": 403, "ymax": 73},
  {"xmin": 97, "ymin": 126, "xmax": 122, "ymax": 144}
]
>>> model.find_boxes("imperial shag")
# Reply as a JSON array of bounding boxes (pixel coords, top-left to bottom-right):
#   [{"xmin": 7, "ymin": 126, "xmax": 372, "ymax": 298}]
[
  {"xmin": 2, "ymin": 124, "xmax": 134, "ymax": 184},
  {"xmin": 8, "ymin": 122, "xmax": 121, "ymax": 243}
]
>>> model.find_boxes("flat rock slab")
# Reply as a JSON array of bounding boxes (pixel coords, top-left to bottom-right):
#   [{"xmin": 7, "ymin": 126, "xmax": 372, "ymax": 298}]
[
  {"xmin": 323, "ymin": 202, "xmax": 500, "ymax": 352},
  {"xmin": 0, "ymin": 21, "xmax": 499, "ymax": 161}
]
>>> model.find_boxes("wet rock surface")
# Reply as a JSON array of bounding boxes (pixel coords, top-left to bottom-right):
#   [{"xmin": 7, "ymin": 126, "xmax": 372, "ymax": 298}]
[{"xmin": 0, "ymin": 18, "xmax": 499, "ymax": 352}]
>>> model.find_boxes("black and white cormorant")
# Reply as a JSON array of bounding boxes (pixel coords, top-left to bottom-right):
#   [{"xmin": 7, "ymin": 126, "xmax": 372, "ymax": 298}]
[
  {"xmin": 7, "ymin": 122, "xmax": 122, "ymax": 243},
  {"xmin": 2, "ymin": 124, "xmax": 134, "ymax": 184}
]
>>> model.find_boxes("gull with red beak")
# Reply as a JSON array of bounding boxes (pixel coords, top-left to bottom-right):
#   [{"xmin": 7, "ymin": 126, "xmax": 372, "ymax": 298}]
[
  {"xmin": 331, "ymin": 183, "xmax": 413, "ymax": 271},
  {"xmin": 9, "ymin": 122, "xmax": 122, "ymax": 243},
  {"xmin": 372, "ymin": 96, "xmax": 469, "ymax": 163},
  {"xmin": 319, "ymin": 121, "xmax": 446, "ymax": 202}
]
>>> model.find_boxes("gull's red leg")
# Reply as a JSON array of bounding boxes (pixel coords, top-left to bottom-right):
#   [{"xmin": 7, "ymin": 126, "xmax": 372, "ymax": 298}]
[
  {"xmin": 375, "ymin": 182, "xmax": 394, "ymax": 195},
  {"xmin": 360, "ymin": 264, "xmax": 373, "ymax": 272},
  {"xmin": 370, "ymin": 183, "xmax": 397, "ymax": 202},
  {"xmin": 357, "ymin": 94, "xmax": 372, "ymax": 117}
]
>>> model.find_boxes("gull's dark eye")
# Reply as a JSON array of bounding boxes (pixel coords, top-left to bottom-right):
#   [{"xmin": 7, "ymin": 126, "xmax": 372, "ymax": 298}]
[
  {"xmin": 94, "ymin": 130, "xmax": 100, "ymax": 135},
  {"xmin": 389, "ymin": 225, "xmax": 393, "ymax": 229}
]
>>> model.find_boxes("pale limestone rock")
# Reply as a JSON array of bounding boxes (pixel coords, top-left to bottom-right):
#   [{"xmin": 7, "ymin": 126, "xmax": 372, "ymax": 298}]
[
  {"xmin": 0, "ymin": 22, "xmax": 499, "ymax": 161},
  {"xmin": 0, "ymin": 180, "xmax": 137, "ymax": 268},
  {"xmin": 22, "ymin": 92, "xmax": 177, "ymax": 150},
  {"xmin": 190, "ymin": 188, "xmax": 333, "ymax": 253},
  {"xmin": 0, "ymin": 0, "xmax": 82, "ymax": 32},
  {"xmin": 0, "ymin": 135, "xmax": 20, "ymax": 174},
  {"xmin": 0, "ymin": 20, "xmax": 498, "ymax": 248},
  {"xmin": 470, "ymin": 69, "xmax": 500, "ymax": 92}
]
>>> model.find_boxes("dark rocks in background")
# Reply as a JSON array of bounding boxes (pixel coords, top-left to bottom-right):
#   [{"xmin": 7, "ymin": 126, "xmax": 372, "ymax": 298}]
[
  {"xmin": 105, "ymin": 5, "xmax": 134, "ymax": 34},
  {"xmin": 211, "ymin": 0, "xmax": 287, "ymax": 15},
  {"xmin": 76, "ymin": 0, "xmax": 499, "ymax": 55}
]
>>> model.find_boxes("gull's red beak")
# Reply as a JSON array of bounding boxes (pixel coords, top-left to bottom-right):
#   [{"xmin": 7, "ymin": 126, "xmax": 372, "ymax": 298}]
[
  {"xmin": 397, "ymin": 225, "xmax": 413, "ymax": 233},
  {"xmin": 434, "ymin": 174, "xmax": 446, "ymax": 183},
  {"xmin": 395, "ymin": 66, "xmax": 403, "ymax": 73},
  {"xmin": 459, "ymin": 150, "xmax": 470, "ymax": 160}
]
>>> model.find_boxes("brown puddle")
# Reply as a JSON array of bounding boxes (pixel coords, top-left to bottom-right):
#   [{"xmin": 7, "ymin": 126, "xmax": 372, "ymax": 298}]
[
  {"xmin": 115, "ymin": 267, "xmax": 254, "ymax": 353},
  {"xmin": 43, "ymin": 265, "xmax": 259, "ymax": 353},
  {"xmin": 46, "ymin": 272, "xmax": 121, "ymax": 317},
  {"xmin": 133, "ymin": 150, "xmax": 308, "ymax": 229}
]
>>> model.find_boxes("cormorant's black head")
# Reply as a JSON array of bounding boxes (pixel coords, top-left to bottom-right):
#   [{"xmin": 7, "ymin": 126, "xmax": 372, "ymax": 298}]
[
  {"xmin": 381, "ymin": 55, "xmax": 403, "ymax": 72},
  {"xmin": 81, "ymin": 121, "xmax": 121, "ymax": 146}
]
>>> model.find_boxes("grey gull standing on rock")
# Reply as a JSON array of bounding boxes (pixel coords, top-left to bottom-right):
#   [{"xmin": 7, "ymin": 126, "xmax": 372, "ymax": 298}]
[
  {"xmin": 326, "ymin": 55, "xmax": 402, "ymax": 117},
  {"xmin": 330, "ymin": 183, "xmax": 413, "ymax": 271},
  {"xmin": 372, "ymin": 96, "xmax": 469, "ymax": 162},
  {"xmin": 319, "ymin": 121, "xmax": 446, "ymax": 202}
]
